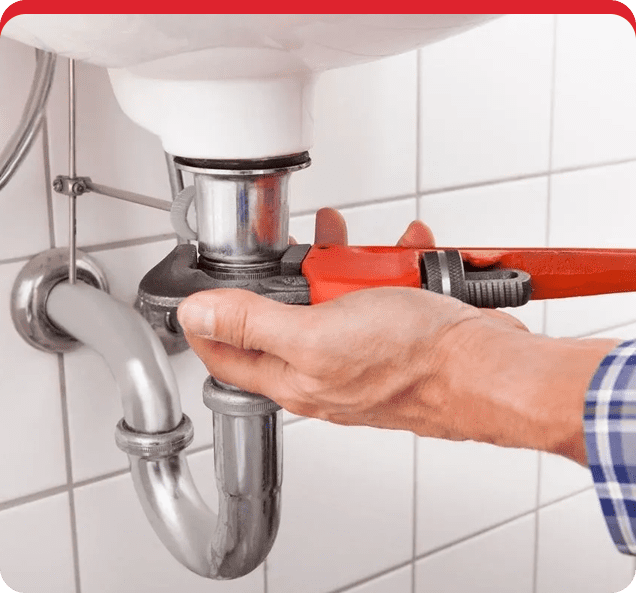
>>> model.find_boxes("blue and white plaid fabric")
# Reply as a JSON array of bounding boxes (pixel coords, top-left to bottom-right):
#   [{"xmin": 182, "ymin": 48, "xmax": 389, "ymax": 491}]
[{"xmin": 585, "ymin": 339, "xmax": 636, "ymax": 555}]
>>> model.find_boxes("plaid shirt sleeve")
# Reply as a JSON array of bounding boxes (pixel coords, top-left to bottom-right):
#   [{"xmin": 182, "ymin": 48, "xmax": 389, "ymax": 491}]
[{"xmin": 585, "ymin": 339, "xmax": 636, "ymax": 555}]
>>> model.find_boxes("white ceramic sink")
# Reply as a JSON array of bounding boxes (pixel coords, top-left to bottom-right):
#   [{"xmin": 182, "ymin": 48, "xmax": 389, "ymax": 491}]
[{"xmin": 3, "ymin": 14, "xmax": 498, "ymax": 159}]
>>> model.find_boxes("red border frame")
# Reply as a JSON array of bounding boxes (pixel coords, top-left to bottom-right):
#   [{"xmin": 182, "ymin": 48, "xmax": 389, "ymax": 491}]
[{"xmin": 0, "ymin": 0, "xmax": 635, "ymax": 36}]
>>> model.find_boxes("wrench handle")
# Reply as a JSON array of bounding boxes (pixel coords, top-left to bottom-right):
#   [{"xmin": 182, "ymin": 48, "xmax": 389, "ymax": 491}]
[
  {"xmin": 301, "ymin": 245, "xmax": 636, "ymax": 304},
  {"xmin": 458, "ymin": 247, "xmax": 636, "ymax": 300}
]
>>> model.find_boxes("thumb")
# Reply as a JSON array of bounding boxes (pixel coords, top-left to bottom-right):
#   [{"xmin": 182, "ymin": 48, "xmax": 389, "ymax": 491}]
[{"xmin": 177, "ymin": 289, "xmax": 301, "ymax": 359}]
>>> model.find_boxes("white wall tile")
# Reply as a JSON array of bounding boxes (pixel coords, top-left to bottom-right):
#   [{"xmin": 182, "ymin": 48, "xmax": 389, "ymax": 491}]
[
  {"xmin": 346, "ymin": 566, "xmax": 411, "ymax": 593},
  {"xmin": 290, "ymin": 52, "xmax": 417, "ymax": 213},
  {"xmin": 419, "ymin": 177, "xmax": 548, "ymax": 248},
  {"xmin": 540, "ymin": 453, "xmax": 593, "ymax": 506},
  {"xmin": 0, "ymin": 493, "xmax": 75, "ymax": 593},
  {"xmin": 267, "ymin": 420, "xmax": 414, "ymax": 593},
  {"xmin": 545, "ymin": 293, "xmax": 636, "ymax": 338},
  {"xmin": 416, "ymin": 438, "xmax": 538, "ymax": 555},
  {"xmin": 0, "ymin": 38, "xmax": 52, "ymax": 260},
  {"xmin": 418, "ymin": 15, "xmax": 554, "ymax": 191},
  {"xmin": 46, "ymin": 58, "xmax": 174, "ymax": 247},
  {"xmin": 74, "ymin": 450, "xmax": 264, "ymax": 593},
  {"xmin": 552, "ymin": 15, "xmax": 636, "ymax": 170},
  {"xmin": 343, "ymin": 199, "xmax": 417, "ymax": 246},
  {"xmin": 549, "ymin": 163, "xmax": 636, "ymax": 249},
  {"xmin": 415, "ymin": 515, "xmax": 535, "ymax": 593},
  {"xmin": 64, "ymin": 240, "xmax": 212, "ymax": 482},
  {"xmin": 537, "ymin": 489, "xmax": 635, "ymax": 593},
  {"xmin": 288, "ymin": 214, "xmax": 316, "ymax": 245},
  {"xmin": 0, "ymin": 262, "xmax": 67, "ymax": 502},
  {"xmin": 545, "ymin": 163, "xmax": 636, "ymax": 337},
  {"xmin": 290, "ymin": 198, "xmax": 417, "ymax": 247}
]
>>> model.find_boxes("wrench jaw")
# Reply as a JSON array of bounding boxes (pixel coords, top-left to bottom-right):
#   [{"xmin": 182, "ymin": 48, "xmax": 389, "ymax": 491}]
[{"xmin": 135, "ymin": 243, "xmax": 312, "ymax": 353}]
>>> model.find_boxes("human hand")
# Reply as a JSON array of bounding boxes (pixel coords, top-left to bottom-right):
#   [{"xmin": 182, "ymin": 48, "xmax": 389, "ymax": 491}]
[{"xmin": 178, "ymin": 209, "xmax": 617, "ymax": 464}]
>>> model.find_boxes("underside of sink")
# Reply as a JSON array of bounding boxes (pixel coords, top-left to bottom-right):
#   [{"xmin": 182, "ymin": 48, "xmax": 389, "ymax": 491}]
[
  {"xmin": 2, "ymin": 14, "xmax": 499, "ymax": 158},
  {"xmin": 2, "ymin": 14, "xmax": 498, "ymax": 70}
]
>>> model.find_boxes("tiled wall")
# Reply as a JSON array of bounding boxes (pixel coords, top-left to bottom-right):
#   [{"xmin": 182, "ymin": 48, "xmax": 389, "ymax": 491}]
[{"xmin": 1, "ymin": 12, "xmax": 636, "ymax": 593}]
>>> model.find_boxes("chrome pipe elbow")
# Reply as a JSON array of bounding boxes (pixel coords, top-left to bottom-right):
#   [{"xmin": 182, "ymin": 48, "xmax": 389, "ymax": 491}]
[
  {"xmin": 45, "ymin": 282, "xmax": 282, "ymax": 579},
  {"xmin": 47, "ymin": 282, "xmax": 182, "ymax": 433}
]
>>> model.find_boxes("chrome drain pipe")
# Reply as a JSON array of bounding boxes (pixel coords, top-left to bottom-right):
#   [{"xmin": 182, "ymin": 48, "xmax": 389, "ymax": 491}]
[{"xmin": 46, "ymin": 281, "xmax": 282, "ymax": 579}]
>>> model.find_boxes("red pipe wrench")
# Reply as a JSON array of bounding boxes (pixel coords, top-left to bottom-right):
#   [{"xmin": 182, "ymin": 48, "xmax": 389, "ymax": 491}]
[{"xmin": 300, "ymin": 245, "xmax": 636, "ymax": 306}]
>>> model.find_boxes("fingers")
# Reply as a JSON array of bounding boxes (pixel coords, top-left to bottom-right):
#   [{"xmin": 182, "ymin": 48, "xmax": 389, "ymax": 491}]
[
  {"xmin": 183, "ymin": 333, "xmax": 289, "ymax": 398},
  {"xmin": 289, "ymin": 236, "xmax": 298, "ymax": 245},
  {"xmin": 396, "ymin": 221, "xmax": 435, "ymax": 248},
  {"xmin": 314, "ymin": 208, "xmax": 348, "ymax": 245},
  {"xmin": 177, "ymin": 289, "xmax": 303, "ymax": 361}
]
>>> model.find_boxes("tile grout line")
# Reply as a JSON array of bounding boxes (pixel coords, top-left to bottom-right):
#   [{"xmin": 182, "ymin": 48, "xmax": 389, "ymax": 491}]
[
  {"xmin": 417, "ymin": 156, "xmax": 636, "ymax": 199},
  {"xmin": 412, "ymin": 484, "xmax": 594, "ymax": 567},
  {"xmin": 327, "ymin": 559, "xmax": 413, "ymax": 593},
  {"xmin": 56, "ymin": 354, "xmax": 82, "ymax": 593},
  {"xmin": 79, "ymin": 232, "xmax": 178, "ymax": 254},
  {"xmin": 290, "ymin": 193, "xmax": 417, "ymax": 218},
  {"xmin": 534, "ymin": 16, "xmax": 559, "ymax": 593},
  {"xmin": 544, "ymin": 14, "xmax": 559, "ymax": 251},
  {"xmin": 73, "ymin": 467, "xmax": 131, "ymax": 490},
  {"xmin": 326, "ymin": 486, "xmax": 596, "ymax": 593},
  {"xmin": 288, "ymin": 155, "xmax": 636, "ymax": 223},
  {"xmin": 0, "ymin": 485, "xmax": 70, "ymax": 512},
  {"xmin": 415, "ymin": 49, "xmax": 422, "ymax": 224},
  {"xmin": 41, "ymin": 114, "xmax": 56, "ymax": 250},
  {"xmin": 0, "ymin": 235, "xmax": 179, "ymax": 268},
  {"xmin": 0, "ymin": 254, "xmax": 36, "ymax": 266},
  {"xmin": 72, "ymin": 441, "xmax": 217, "ymax": 490}
]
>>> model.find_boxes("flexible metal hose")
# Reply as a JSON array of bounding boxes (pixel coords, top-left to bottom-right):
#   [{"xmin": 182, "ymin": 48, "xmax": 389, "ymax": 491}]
[{"xmin": 0, "ymin": 49, "xmax": 56, "ymax": 191}]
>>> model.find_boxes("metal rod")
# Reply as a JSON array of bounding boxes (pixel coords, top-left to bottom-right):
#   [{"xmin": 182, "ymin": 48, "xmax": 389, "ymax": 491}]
[
  {"xmin": 85, "ymin": 180, "xmax": 172, "ymax": 211},
  {"xmin": 68, "ymin": 59, "xmax": 77, "ymax": 284}
]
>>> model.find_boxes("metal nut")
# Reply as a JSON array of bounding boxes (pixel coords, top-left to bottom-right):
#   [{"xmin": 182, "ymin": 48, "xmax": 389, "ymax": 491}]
[{"xmin": 72, "ymin": 180, "xmax": 87, "ymax": 195}]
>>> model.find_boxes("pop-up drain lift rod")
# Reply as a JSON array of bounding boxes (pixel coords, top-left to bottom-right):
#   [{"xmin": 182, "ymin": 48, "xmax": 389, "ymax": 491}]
[{"xmin": 68, "ymin": 58, "xmax": 77, "ymax": 285}]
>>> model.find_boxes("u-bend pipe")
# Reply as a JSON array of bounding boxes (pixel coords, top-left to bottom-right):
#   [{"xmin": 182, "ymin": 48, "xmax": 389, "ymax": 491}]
[{"xmin": 46, "ymin": 281, "xmax": 282, "ymax": 579}]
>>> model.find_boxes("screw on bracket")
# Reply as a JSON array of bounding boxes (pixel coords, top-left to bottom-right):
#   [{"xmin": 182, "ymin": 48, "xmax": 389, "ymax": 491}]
[{"xmin": 52, "ymin": 175, "xmax": 91, "ymax": 197}]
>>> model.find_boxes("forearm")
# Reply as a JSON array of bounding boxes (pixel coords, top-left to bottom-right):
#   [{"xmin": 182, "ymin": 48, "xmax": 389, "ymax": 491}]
[
  {"xmin": 509, "ymin": 335, "xmax": 620, "ymax": 465},
  {"xmin": 420, "ymin": 319, "xmax": 620, "ymax": 465}
]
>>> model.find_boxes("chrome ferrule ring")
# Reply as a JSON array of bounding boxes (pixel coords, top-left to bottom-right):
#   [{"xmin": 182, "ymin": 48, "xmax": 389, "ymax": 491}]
[{"xmin": 115, "ymin": 414, "xmax": 194, "ymax": 459}]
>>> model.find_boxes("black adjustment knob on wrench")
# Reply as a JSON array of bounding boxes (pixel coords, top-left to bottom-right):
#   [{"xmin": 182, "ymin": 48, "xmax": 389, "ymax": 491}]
[
  {"xmin": 421, "ymin": 250, "xmax": 532, "ymax": 308},
  {"xmin": 422, "ymin": 250, "xmax": 467, "ymax": 302}
]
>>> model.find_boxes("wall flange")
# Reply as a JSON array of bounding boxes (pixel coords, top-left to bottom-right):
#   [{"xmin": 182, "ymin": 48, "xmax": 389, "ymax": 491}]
[{"xmin": 11, "ymin": 248, "xmax": 109, "ymax": 353}]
